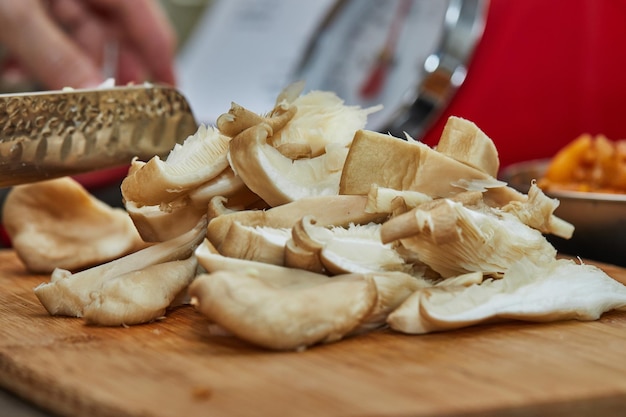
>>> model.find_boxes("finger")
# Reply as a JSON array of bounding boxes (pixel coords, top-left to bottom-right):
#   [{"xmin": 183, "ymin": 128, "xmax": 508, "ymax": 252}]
[
  {"xmin": 87, "ymin": 0, "xmax": 177, "ymax": 85},
  {"xmin": 0, "ymin": 1, "xmax": 103, "ymax": 89}
]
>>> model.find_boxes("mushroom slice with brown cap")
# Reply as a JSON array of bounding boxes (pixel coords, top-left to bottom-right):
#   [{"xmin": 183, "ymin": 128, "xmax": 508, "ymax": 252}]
[
  {"xmin": 206, "ymin": 194, "xmax": 387, "ymax": 248},
  {"xmin": 121, "ymin": 125, "xmax": 231, "ymax": 206},
  {"xmin": 388, "ymin": 258, "xmax": 626, "ymax": 334},
  {"xmin": 83, "ymin": 255, "xmax": 199, "ymax": 326},
  {"xmin": 381, "ymin": 199, "xmax": 557, "ymax": 278},
  {"xmin": 34, "ymin": 216, "xmax": 208, "ymax": 318},
  {"xmin": 2, "ymin": 177, "xmax": 146, "ymax": 273},
  {"xmin": 188, "ymin": 270, "xmax": 377, "ymax": 351}
]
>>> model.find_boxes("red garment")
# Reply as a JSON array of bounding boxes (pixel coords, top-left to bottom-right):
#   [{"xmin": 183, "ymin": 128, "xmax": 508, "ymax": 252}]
[{"xmin": 421, "ymin": 0, "xmax": 626, "ymax": 170}]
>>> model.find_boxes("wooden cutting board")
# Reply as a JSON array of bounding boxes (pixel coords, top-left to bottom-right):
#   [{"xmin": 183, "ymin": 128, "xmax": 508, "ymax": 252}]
[{"xmin": 2, "ymin": 249, "xmax": 626, "ymax": 417}]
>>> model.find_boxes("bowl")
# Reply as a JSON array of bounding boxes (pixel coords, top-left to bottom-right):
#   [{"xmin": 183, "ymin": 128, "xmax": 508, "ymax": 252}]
[{"xmin": 499, "ymin": 159, "xmax": 626, "ymax": 267}]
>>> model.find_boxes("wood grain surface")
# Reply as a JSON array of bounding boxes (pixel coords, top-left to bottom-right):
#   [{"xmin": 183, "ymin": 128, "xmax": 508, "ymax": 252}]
[{"xmin": 2, "ymin": 249, "xmax": 626, "ymax": 417}]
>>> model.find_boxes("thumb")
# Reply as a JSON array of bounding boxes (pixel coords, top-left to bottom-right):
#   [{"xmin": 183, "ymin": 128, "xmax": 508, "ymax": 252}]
[{"xmin": 0, "ymin": 2, "xmax": 103, "ymax": 89}]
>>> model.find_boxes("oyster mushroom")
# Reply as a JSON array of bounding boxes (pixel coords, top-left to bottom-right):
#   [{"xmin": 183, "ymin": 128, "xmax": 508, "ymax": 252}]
[
  {"xmin": 83, "ymin": 255, "xmax": 199, "ymax": 326},
  {"xmin": 125, "ymin": 197, "xmax": 205, "ymax": 243},
  {"xmin": 34, "ymin": 216, "xmax": 207, "ymax": 318},
  {"xmin": 189, "ymin": 270, "xmax": 377, "ymax": 351},
  {"xmin": 121, "ymin": 124, "xmax": 231, "ymax": 206},
  {"xmin": 365, "ymin": 184, "xmax": 432, "ymax": 214},
  {"xmin": 193, "ymin": 239, "xmax": 430, "ymax": 348},
  {"xmin": 127, "ymin": 167, "xmax": 261, "ymax": 243},
  {"xmin": 225, "ymin": 87, "xmax": 380, "ymax": 206},
  {"xmin": 340, "ymin": 128, "xmax": 572, "ymax": 238},
  {"xmin": 228, "ymin": 122, "xmax": 350, "ymax": 206},
  {"xmin": 388, "ymin": 258, "xmax": 626, "ymax": 334},
  {"xmin": 380, "ymin": 199, "xmax": 557, "ymax": 278},
  {"xmin": 2, "ymin": 177, "xmax": 145, "ymax": 273},
  {"xmin": 435, "ymin": 116, "xmax": 500, "ymax": 177},
  {"xmin": 217, "ymin": 221, "xmax": 291, "ymax": 265},
  {"xmin": 285, "ymin": 216, "xmax": 409, "ymax": 275},
  {"xmin": 206, "ymin": 194, "xmax": 387, "ymax": 248},
  {"xmin": 339, "ymin": 129, "xmax": 520, "ymax": 202}
]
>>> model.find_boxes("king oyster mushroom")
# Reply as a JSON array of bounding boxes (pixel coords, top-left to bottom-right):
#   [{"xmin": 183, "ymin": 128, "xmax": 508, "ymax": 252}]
[{"xmin": 2, "ymin": 177, "xmax": 146, "ymax": 273}]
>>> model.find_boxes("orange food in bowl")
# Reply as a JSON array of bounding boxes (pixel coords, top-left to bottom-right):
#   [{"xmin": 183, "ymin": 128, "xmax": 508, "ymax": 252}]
[{"xmin": 539, "ymin": 134, "xmax": 626, "ymax": 193}]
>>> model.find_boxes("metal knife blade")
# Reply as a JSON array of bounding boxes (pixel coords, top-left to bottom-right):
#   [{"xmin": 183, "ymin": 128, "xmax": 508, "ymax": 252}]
[{"xmin": 0, "ymin": 84, "xmax": 198, "ymax": 187}]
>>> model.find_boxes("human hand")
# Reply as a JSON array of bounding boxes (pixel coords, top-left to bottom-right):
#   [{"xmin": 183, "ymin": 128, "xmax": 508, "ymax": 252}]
[{"xmin": 0, "ymin": 0, "xmax": 177, "ymax": 90}]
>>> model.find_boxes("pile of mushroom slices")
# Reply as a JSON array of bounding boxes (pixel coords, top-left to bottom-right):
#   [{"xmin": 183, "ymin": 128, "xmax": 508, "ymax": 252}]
[{"xmin": 6, "ymin": 82, "xmax": 626, "ymax": 351}]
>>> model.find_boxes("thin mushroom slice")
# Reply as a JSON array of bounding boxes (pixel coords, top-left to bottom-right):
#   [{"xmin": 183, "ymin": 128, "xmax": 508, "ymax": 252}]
[
  {"xmin": 2, "ymin": 177, "xmax": 146, "ymax": 273},
  {"xmin": 195, "ymin": 239, "xmax": 331, "ymax": 288},
  {"xmin": 83, "ymin": 256, "xmax": 199, "ymax": 326},
  {"xmin": 121, "ymin": 125, "xmax": 231, "ymax": 206},
  {"xmin": 365, "ymin": 184, "xmax": 432, "ymax": 214},
  {"xmin": 206, "ymin": 194, "xmax": 387, "ymax": 248},
  {"xmin": 217, "ymin": 222, "xmax": 291, "ymax": 265},
  {"xmin": 388, "ymin": 258, "xmax": 626, "ymax": 334},
  {"xmin": 125, "ymin": 197, "xmax": 206, "ymax": 243},
  {"xmin": 188, "ymin": 270, "xmax": 377, "ymax": 351},
  {"xmin": 286, "ymin": 216, "xmax": 409, "ymax": 275},
  {"xmin": 34, "ymin": 216, "xmax": 208, "ymax": 317},
  {"xmin": 352, "ymin": 271, "xmax": 433, "ymax": 334}
]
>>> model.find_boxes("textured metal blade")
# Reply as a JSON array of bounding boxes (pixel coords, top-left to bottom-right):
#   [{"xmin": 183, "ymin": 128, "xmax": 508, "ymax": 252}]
[{"xmin": 0, "ymin": 85, "xmax": 198, "ymax": 187}]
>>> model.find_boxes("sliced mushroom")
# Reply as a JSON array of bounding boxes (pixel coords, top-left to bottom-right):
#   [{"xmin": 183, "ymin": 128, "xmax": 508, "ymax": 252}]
[
  {"xmin": 286, "ymin": 216, "xmax": 409, "ymax": 275},
  {"xmin": 83, "ymin": 255, "xmax": 198, "ymax": 326},
  {"xmin": 365, "ymin": 184, "xmax": 432, "ymax": 214},
  {"xmin": 351, "ymin": 271, "xmax": 433, "ymax": 334},
  {"xmin": 388, "ymin": 258, "xmax": 626, "ymax": 334},
  {"xmin": 2, "ymin": 177, "xmax": 146, "ymax": 273},
  {"xmin": 228, "ymin": 122, "xmax": 350, "ymax": 206},
  {"xmin": 381, "ymin": 199, "xmax": 557, "ymax": 278},
  {"xmin": 217, "ymin": 221, "xmax": 291, "ymax": 265},
  {"xmin": 121, "ymin": 124, "xmax": 231, "ymax": 206},
  {"xmin": 340, "ymin": 129, "xmax": 520, "ymax": 203},
  {"xmin": 206, "ymin": 194, "xmax": 387, "ymax": 248},
  {"xmin": 267, "ymin": 90, "xmax": 381, "ymax": 157},
  {"xmin": 195, "ymin": 238, "xmax": 331, "ymax": 287},
  {"xmin": 502, "ymin": 182, "xmax": 574, "ymax": 239},
  {"xmin": 125, "ymin": 198, "xmax": 205, "ymax": 242},
  {"xmin": 435, "ymin": 116, "xmax": 500, "ymax": 177},
  {"xmin": 34, "ymin": 216, "xmax": 207, "ymax": 317},
  {"xmin": 188, "ymin": 269, "xmax": 377, "ymax": 351}
]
